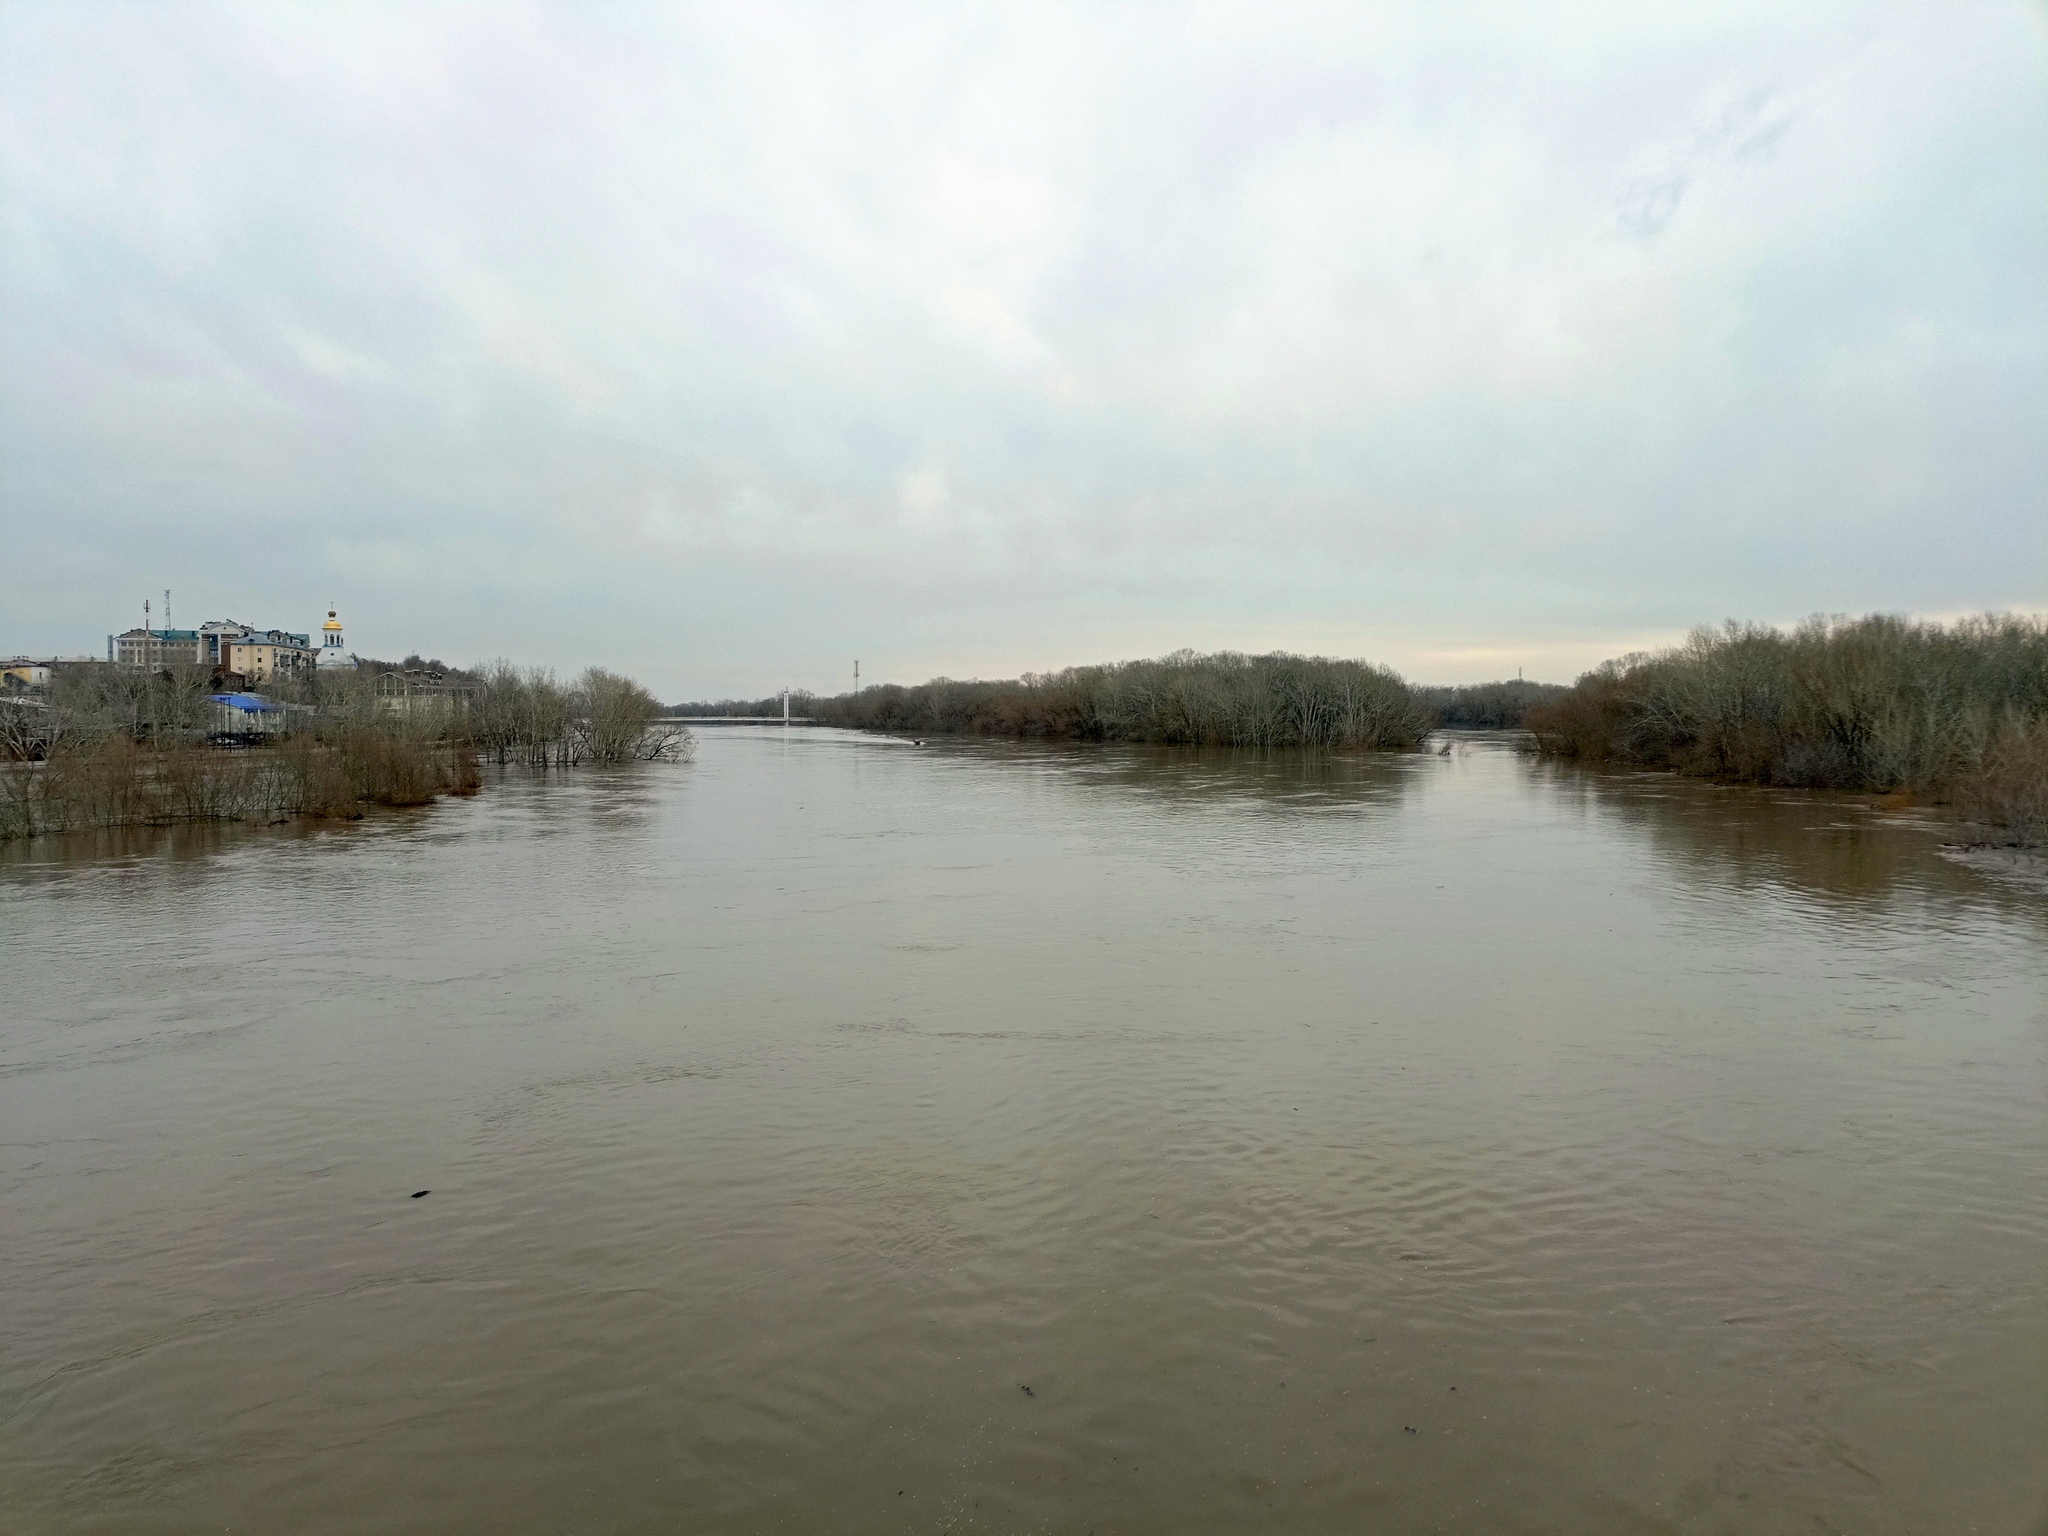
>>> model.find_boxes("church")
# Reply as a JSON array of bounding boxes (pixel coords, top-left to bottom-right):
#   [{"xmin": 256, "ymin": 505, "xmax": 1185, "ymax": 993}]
[{"xmin": 316, "ymin": 608, "xmax": 351, "ymax": 670}]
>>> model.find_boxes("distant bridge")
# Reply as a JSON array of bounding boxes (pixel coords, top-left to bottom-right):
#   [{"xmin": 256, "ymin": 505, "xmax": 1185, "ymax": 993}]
[{"xmin": 665, "ymin": 715, "xmax": 819, "ymax": 725}]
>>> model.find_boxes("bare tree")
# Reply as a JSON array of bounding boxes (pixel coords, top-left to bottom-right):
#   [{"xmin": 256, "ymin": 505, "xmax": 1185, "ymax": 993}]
[{"xmin": 573, "ymin": 669, "xmax": 695, "ymax": 763}]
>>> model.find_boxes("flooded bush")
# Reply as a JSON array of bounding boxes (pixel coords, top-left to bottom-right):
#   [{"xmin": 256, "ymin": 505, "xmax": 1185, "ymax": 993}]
[
  {"xmin": 466, "ymin": 663, "xmax": 693, "ymax": 766},
  {"xmin": 1, "ymin": 726, "xmax": 478, "ymax": 839},
  {"xmin": 2, "ymin": 655, "xmax": 690, "ymax": 839},
  {"xmin": 1526, "ymin": 614, "xmax": 2048, "ymax": 845},
  {"xmin": 333, "ymin": 723, "xmax": 447, "ymax": 807},
  {"xmin": 278, "ymin": 734, "xmax": 362, "ymax": 820},
  {"xmin": 448, "ymin": 740, "xmax": 483, "ymax": 795},
  {"xmin": 1948, "ymin": 717, "xmax": 2048, "ymax": 847},
  {"xmin": 813, "ymin": 650, "xmax": 1436, "ymax": 749}
]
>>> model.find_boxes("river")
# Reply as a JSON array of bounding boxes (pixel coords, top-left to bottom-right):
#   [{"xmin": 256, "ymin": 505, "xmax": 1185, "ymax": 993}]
[{"xmin": 3, "ymin": 728, "xmax": 2043, "ymax": 1533}]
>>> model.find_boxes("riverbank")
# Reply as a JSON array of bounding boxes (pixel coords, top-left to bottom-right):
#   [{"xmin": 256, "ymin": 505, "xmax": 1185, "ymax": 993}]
[{"xmin": 1524, "ymin": 613, "xmax": 2047, "ymax": 846}]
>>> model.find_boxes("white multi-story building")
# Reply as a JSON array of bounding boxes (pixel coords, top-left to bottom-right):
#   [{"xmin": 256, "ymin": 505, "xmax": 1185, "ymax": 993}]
[
  {"xmin": 111, "ymin": 627, "xmax": 205, "ymax": 667},
  {"xmin": 199, "ymin": 620, "xmax": 252, "ymax": 667}
]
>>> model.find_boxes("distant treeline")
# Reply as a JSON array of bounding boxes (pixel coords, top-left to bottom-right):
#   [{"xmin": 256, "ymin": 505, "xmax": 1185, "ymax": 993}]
[
  {"xmin": 810, "ymin": 650, "xmax": 1435, "ymax": 749},
  {"xmin": 1526, "ymin": 614, "xmax": 2047, "ymax": 846},
  {"xmin": 667, "ymin": 695, "xmax": 816, "ymax": 718},
  {"xmin": 1418, "ymin": 680, "xmax": 1567, "ymax": 728},
  {"xmin": 672, "ymin": 676, "xmax": 1562, "ymax": 732}
]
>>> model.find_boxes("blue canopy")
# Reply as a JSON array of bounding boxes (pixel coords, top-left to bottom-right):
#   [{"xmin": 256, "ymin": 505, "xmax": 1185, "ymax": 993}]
[{"xmin": 210, "ymin": 692, "xmax": 282, "ymax": 713}]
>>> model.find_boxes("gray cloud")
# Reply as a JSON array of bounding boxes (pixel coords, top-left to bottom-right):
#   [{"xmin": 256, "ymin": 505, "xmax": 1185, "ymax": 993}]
[{"xmin": 2, "ymin": 0, "xmax": 2042, "ymax": 693}]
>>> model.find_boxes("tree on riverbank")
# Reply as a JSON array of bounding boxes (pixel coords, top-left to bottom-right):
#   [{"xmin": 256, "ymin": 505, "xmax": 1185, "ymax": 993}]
[
  {"xmin": 1525, "ymin": 613, "xmax": 2048, "ymax": 846},
  {"xmin": 812, "ymin": 650, "xmax": 1435, "ymax": 749}
]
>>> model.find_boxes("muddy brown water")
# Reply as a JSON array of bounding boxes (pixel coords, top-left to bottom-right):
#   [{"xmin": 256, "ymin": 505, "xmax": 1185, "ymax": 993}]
[{"xmin": 3, "ymin": 728, "xmax": 2043, "ymax": 1534}]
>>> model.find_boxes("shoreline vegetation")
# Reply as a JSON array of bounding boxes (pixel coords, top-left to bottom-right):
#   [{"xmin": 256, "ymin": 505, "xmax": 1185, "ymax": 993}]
[
  {"xmin": 10, "ymin": 612, "xmax": 2039, "ymax": 849},
  {"xmin": 1, "ymin": 661, "xmax": 690, "ymax": 841},
  {"xmin": 667, "ymin": 672, "xmax": 1571, "ymax": 738},
  {"xmin": 1525, "ymin": 614, "xmax": 2046, "ymax": 848},
  {"xmin": 693, "ymin": 614, "xmax": 2042, "ymax": 849},
  {"xmin": 808, "ymin": 650, "xmax": 1437, "ymax": 747}
]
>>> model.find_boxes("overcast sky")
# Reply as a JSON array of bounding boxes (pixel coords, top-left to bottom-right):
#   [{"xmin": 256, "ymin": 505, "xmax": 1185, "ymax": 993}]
[{"xmin": 2, "ymin": 2, "xmax": 2043, "ymax": 695}]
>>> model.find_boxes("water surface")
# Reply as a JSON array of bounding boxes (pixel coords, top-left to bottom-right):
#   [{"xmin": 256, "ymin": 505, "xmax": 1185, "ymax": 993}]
[{"xmin": 3, "ymin": 729, "xmax": 2044, "ymax": 1533}]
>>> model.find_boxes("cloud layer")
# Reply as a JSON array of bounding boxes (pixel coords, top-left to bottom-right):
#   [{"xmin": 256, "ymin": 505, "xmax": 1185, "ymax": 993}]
[{"xmin": 3, "ymin": 1, "xmax": 2043, "ymax": 692}]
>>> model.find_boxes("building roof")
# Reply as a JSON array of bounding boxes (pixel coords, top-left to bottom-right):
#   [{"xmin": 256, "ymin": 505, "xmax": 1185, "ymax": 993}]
[{"xmin": 210, "ymin": 692, "xmax": 282, "ymax": 712}]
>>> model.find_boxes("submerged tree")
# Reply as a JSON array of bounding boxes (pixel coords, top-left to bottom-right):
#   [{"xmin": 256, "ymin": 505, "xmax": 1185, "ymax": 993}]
[{"xmin": 575, "ymin": 668, "xmax": 692, "ymax": 763}]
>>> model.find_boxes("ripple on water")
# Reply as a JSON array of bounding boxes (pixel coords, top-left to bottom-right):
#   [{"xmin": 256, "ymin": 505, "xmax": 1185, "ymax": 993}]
[{"xmin": 1, "ymin": 732, "xmax": 2043, "ymax": 1533}]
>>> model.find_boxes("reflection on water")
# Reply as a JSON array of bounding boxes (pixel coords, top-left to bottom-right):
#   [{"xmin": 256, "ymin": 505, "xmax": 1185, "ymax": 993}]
[
  {"xmin": 1529, "ymin": 753, "xmax": 2047, "ymax": 926},
  {"xmin": 2, "ymin": 729, "xmax": 2043, "ymax": 1534}
]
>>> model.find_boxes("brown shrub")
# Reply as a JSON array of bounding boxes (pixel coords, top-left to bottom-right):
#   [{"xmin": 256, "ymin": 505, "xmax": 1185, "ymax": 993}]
[
  {"xmin": 1949, "ymin": 719, "xmax": 2048, "ymax": 847},
  {"xmin": 448, "ymin": 740, "xmax": 482, "ymax": 795},
  {"xmin": 279, "ymin": 735, "xmax": 362, "ymax": 820},
  {"xmin": 0, "ymin": 724, "xmax": 482, "ymax": 839},
  {"xmin": 1523, "ymin": 667, "xmax": 1637, "ymax": 759},
  {"xmin": 334, "ymin": 725, "xmax": 445, "ymax": 807}
]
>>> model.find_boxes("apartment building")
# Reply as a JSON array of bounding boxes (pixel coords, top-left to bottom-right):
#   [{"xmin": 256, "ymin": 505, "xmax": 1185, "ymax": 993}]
[
  {"xmin": 109, "ymin": 620, "xmax": 314, "ymax": 679},
  {"xmin": 111, "ymin": 628, "xmax": 205, "ymax": 667},
  {"xmin": 226, "ymin": 631, "xmax": 316, "ymax": 683}
]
